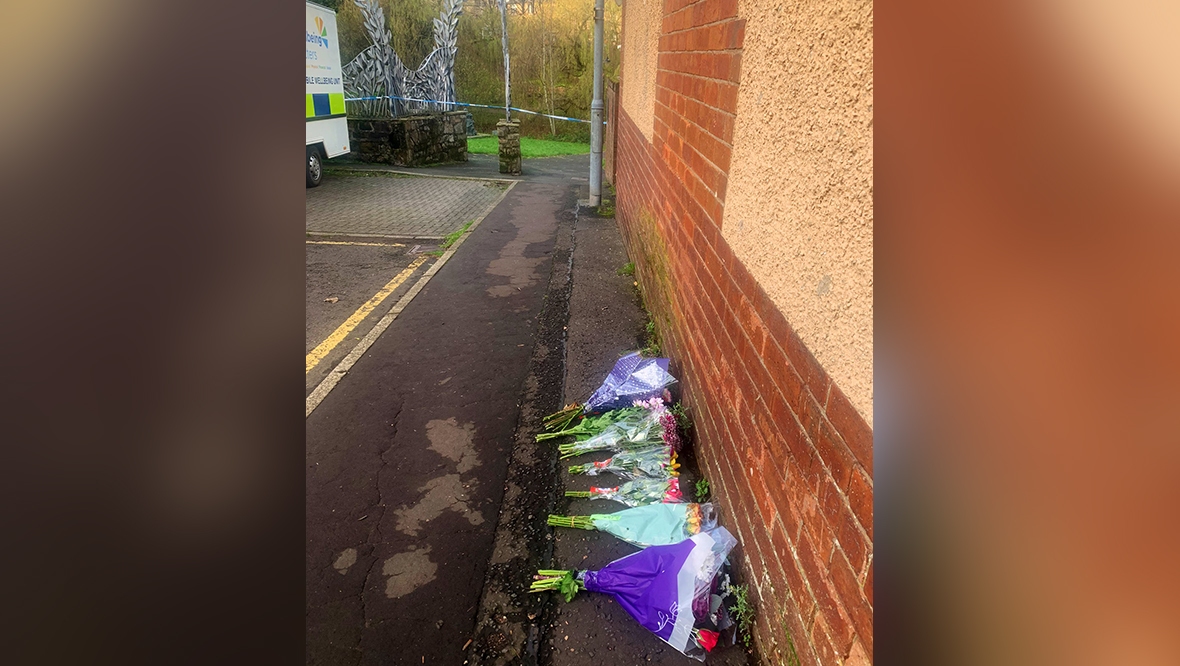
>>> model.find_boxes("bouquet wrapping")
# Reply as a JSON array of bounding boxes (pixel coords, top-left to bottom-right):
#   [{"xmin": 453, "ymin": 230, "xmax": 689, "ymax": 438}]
[
  {"xmin": 566, "ymin": 477, "xmax": 683, "ymax": 507},
  {"xmin": 557, "ymin": 405, "xmax": 680, "ymax": 459},
  {"xmin": 584, "ymin": 352, "xmax": 676, "ymax": 412},
  {"xmin": 544, "ymin": 352, "xmax": 676, "ymax": 432},
  {"xmin": 547, "ymin": 502, "xmax": 717, "ymax": 547},
  {"xmin": 531, "ymin": 527, "xmax": 739, "ymax": 660},
  {"xmin": 568, "ymin": 447, "xmax": 679, "ymax": 479}
]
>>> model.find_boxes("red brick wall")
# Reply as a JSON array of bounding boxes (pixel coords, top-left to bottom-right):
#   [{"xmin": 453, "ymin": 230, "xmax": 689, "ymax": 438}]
[{"xmin": 615, "ymin": 1, "xmax": 873, "ymax": 663}]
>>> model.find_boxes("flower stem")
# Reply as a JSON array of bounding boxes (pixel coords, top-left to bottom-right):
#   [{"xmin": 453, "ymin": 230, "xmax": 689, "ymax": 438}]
[
  {"xmin": 547, "ymin": 515, "xmax": 596, "ymax": 530},
  {"xmin": 542, "ymin": 404, "xmax": 583, "ymax": 432}
]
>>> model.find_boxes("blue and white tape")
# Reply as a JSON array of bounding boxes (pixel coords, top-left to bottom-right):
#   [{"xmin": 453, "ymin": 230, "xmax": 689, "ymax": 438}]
[{"xmin": 344, "ymin": 94, "xmax": 598, "ymax": 124}]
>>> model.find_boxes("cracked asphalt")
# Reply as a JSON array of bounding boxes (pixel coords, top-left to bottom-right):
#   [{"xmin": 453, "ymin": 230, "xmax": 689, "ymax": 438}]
[{"xmin": 306, "ymin": 155, "xmax": 586, "ymax": 665}]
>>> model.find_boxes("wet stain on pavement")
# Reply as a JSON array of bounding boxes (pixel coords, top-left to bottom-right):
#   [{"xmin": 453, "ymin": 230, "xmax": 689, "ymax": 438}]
[
  {"xmin": 425, "ymin": 417, "xmax": 480, "ymax": 473},
  {"xmin": 485, "ymin": 194, "xmax": 552, "ymax": 297},
  {"xmin": 333, "ymin": 547, "xmax": 358, "ymax": 575},
  {"xmin": 393, "ymin": 473, "xmax": 485, "ymax": 536},
  {"xmin": 382, "ymin": 545, "xmax": 438, "ymax": 599}
]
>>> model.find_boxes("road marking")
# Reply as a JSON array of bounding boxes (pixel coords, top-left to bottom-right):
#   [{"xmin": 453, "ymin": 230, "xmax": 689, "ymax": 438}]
[
  {"xmin": 305, "ymin": 254, "xmax": 430, "ymax": 374},
  {"xmin": 307, "ymin": 240, "xmax": 407, "ymax": 247},
  {"xmin": 306, "ymin": 179, "xmax": 518, "ymax": 417}
]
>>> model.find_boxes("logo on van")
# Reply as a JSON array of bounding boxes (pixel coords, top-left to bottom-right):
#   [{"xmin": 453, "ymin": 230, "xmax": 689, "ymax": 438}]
[{"xmin": 307, "ymin": 16, "xmax": 330, "ymax": 48}]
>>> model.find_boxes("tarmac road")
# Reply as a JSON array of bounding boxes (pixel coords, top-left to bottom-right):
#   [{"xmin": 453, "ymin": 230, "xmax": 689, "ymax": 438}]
[
  {"xmin": 306, "ymin": 237, "xmax": 438, "ymax": 394},
  {"xmin": 305, "ymin": 155, "xmax": 585, "ymax": 665}
]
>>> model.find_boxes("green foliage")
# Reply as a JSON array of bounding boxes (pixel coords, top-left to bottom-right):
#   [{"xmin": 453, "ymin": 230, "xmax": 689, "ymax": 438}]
[
  {"xmin": 457, "ymin": 0, "xmax": 621, "ymax": 139},
  {"xmin": 670, "ymin": 402, "xmax": 692, "ymax": 433},
  {"xmin": 529, "ymin": 569, "xmax": 584, "ymax": 602},
  {"xmin": 336, "ymin": 0, "xmax": 438, "ymax": 66},
  {"xmin": 466, "ymin": 136, "xmax": 589, "ymax": 157},
  {"xmin": 617, "ymin": 262, "xmax": 634, "ymax": 276},
  {"xmin": 732, "ymin": 584, "xmax": 756, "ymax": 648},
  {"xmin": 694, "ymin": 477, "xmax": 709, "ymax": 501},
  {"xmin": 784, "ymin": 628, "xmax": 801, "ymax": 666},
  {"xmin": 440, "ymin": 220, "xmax": 474, "ymax": 249},
  {"xmin": 641, "ymin": 317, "xmax": 660, "ymax": 357}
]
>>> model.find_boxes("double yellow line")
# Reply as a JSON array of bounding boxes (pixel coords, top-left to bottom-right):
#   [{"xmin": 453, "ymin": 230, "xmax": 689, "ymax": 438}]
[{"xmin": 305, "ymin": 255, "xmax": 429, "ymax": 374}]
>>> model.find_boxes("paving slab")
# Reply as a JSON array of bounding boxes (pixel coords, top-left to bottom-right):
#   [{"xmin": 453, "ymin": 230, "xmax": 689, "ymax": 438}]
[
  {"xmin": 306, "ymin": 171, "xmax": 509, "ymax": 237},
  {"xmin": 543, "ymin": 208, "xmax": 751, "ymax": 666}
]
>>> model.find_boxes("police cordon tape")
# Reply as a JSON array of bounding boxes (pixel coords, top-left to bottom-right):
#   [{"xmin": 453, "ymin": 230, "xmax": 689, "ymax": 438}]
[{"xmin": 344, "ymin": 94, "xmax": 603, "ymax": 125}]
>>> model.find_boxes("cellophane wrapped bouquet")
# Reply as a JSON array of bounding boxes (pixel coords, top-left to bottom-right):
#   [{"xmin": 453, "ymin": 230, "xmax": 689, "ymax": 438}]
[
  {"xmin": 547, "ymin": 502, "xmax": 718, "ymax": 547},
  {"xmin": 543, "ymin": 352, "xmax": 677, "ymax": 432},
  {"xmin": 567, "ymin": 446, "xmax": 679, "ymax": 479},
  {"xmin": 554, "ymin": 398, "xmax": 682, "ymax": 460},
  {"xmin": 530, "ymin": 527, "xmax": 740, "ymax": 660},
  {"xmin": 565, "ymin": 477, "xmax": 683, "ymax": 507}
]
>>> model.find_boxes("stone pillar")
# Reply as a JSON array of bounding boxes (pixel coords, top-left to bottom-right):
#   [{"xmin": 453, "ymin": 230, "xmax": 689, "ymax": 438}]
[{"xmin": 497, "ymin": 120, "xmax": 521, "ymax": 175}]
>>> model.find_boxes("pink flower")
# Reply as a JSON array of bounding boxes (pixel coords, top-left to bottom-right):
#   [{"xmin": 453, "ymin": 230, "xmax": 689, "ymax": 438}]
[
  {"xmin": 659, "ymin": 413, "xmax": 681, "ymax": 451},
  {"xmin": 634, "ymin": 396, "xmax": 666, "ymax": 412},
  {"xmin": 664, "ymin": 477, "xmax": 683, "ymax": 502}
]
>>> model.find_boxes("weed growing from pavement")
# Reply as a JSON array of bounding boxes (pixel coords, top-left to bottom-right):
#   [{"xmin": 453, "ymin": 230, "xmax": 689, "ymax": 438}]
[
  {"xmin": 440, "ymin": 221, "xmax": 474, "ymax": 250},
  {"xmin": 732, "ymin": 584, "xmax": 756, "ymax": 648},
  {"xmin": 694, "ymin": 477, "xmax": 710, "ymax": 501},
  {"xmin": 641, "ymin": 315, "xmax": 661, "ymax": 357},
  {"xmin": 617, "ymin": 262, "xmax": 635, "ymax": 276},
  {"xmin": 322, "ymin": 168, "xmax": 414, "ymax": 179},
  {"xmin": 670, "ymin": 402, "xmax": 692, "ymax": 434},
  {"xmin": 784, "ymin": 628, "xmax": 800, "ymax": 666},
  {"xmin": 597, "ymin": 202, "xmax": 615, "ymax": 217}
]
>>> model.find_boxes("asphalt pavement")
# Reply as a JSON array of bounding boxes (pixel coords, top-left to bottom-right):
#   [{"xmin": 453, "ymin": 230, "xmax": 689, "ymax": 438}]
[
  {"xmin": 306, "ymin": 237, "xmax": 438, "ymax": 394},
  {"xmin": 306, "ymin": 154, "xmax": 586, "ymax": 665},
  {"xmin": 306, "ymin": 151, "xmax": 748, "ymax": 665}
]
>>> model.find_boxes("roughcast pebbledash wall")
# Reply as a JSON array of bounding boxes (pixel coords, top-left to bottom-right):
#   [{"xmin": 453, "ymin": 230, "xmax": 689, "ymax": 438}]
[{"xmin": 614, "ymin": 0, "xmax": 873, "ymax": 663}]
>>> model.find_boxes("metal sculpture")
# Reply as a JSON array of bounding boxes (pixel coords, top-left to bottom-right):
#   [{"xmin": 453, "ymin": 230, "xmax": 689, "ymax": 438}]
[{"xmin": 343, "ymin": 0, "xmax": 464, "ymax": 118}]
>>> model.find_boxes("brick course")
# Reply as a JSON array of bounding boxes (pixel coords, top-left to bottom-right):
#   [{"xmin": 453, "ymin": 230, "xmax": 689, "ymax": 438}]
[{"xmin": 615, "ymin": 0, "xmax": 872, "ymax": 662}]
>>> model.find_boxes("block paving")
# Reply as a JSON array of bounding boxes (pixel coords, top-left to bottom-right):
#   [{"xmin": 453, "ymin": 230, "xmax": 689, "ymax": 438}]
[{"xmin": 306, "ymin": 172, "xmax": 508, "ymax": 237}]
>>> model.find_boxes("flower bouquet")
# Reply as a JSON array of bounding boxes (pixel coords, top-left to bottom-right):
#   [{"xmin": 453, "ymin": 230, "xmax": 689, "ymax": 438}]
[
  {"xmin": 543, "ymin": 352, "xmax": 676, "ymax": 432},
  {"xmin": 536, "ymin": 406, "xmax": 646, "ymax": 443},
  {"xmin": 565, "ymin": 477, "xmax": 683, "ymax": 507},
  {"xmin": 557, "ymin": 401, "xmax": 682, "ymax": 459},
  {"xmin": 547, "ymin": 502, "xmax": 717, "ymax": 547},
  {"xmin": 530, "ymin": 527, "xmax": 740, "ymax": 660},
  {"xmin": 568, "ymin": 447, "xmax": 680, "ymax": 479}
]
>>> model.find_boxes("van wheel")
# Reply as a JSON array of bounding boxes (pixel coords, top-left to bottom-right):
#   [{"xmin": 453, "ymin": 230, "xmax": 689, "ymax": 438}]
[{"xmin": 306, "ymin": 147, "xmax": 323, "ymax": 187}]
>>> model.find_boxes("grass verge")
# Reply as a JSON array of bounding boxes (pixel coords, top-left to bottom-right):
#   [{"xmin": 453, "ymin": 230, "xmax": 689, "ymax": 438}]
[{"xmin": 467, "ymin": 136, "xmax": 590, "ymax": 158}]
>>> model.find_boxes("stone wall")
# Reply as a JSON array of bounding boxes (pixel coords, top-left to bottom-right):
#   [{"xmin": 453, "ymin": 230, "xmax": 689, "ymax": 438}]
[
  {"xmin": 348, "ymin": 111, "xmax": 468, "ymax": 167},
  {"xmin": 496, "ymin": 120, "xmax": 521, "ymax": 175}
]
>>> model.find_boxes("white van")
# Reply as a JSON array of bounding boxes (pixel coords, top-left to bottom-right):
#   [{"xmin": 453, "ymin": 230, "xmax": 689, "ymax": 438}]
[{"xmin": 306, "ymin": 2, "xmax": 350, "ymax": 187}]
